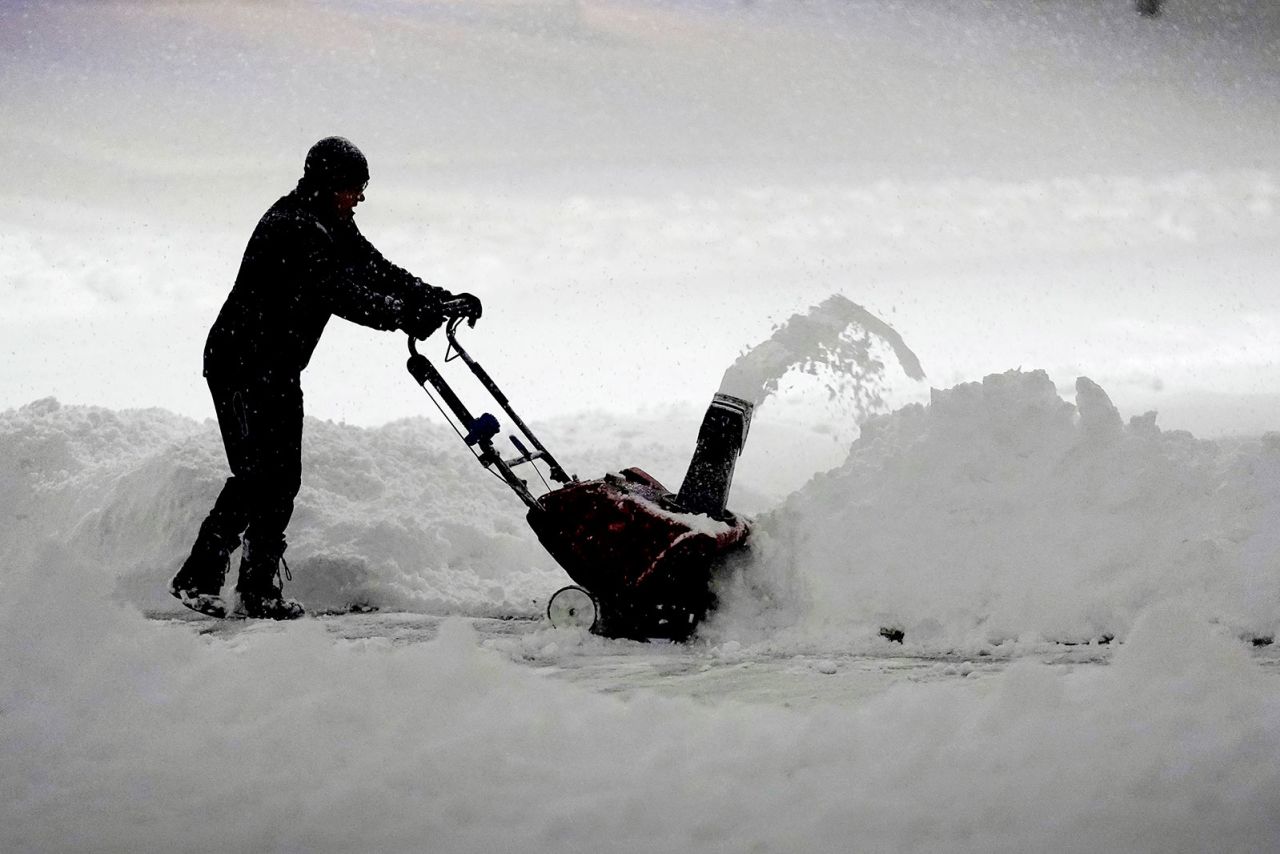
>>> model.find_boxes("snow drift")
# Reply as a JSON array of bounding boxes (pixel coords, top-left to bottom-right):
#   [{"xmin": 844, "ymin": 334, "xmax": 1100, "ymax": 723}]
[
  {"xmin": 0, "ymin": 397, "xmax": 567, "ymax": 616},
  {"xmin": 726, "ymin": 369, "xmax": 1280, "ymax": 648},
  {"xmin": 5, "ymin": 367, "xmax": 1279, "ymax": 648}
]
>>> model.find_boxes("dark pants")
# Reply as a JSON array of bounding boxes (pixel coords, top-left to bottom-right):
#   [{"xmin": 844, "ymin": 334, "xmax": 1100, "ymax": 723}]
[{"xmin": 189, "ymin": 372, "xmax": 304, "ymax": 583}]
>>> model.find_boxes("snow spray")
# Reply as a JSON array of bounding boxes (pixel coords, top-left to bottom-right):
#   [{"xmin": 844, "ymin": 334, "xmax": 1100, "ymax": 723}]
[
  {"xmin": 717, "ymin": 294, "xmax": 925, "ymax": 419},
  {"xmin": 676, "ymin": 296, "xmax": 922, "ymax": 520}
]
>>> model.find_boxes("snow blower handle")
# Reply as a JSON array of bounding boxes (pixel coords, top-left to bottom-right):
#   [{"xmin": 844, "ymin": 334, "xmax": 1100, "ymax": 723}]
[
  {"xmin": 406, "ymin": 335, "xmax": 479, "ymax": 433},
  {"xmin": 438, "ymin": 322, "xmax": 572, "ymax": 486},
  {"xmin": 405, "ymin": 325, "xmax": 574, "ymax": 509}
]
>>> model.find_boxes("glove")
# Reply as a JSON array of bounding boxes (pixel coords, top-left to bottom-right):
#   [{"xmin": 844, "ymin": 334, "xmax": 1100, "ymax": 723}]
[
  {"xmin": 441, "ymin": 292, "xmax": 483, "ymax": 327},
  {"xmin": 402, "ymin": 300, "xmax": 444, "ymax": 341}
]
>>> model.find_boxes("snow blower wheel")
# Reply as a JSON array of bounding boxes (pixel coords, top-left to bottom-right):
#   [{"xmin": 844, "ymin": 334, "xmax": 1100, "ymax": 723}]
[{"xmin": 547, "ymin": 585, "xmax": 599, "ymax": 632}]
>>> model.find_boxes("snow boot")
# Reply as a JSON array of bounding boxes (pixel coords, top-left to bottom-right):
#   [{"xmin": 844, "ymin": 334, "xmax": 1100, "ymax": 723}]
[
  {"xmin": 169, "ymin": 531, "xmax": 236, "ymax": 618},
  {"xmin": 234, "ymin": 539, "xmax": 305, "ymax": 621}
]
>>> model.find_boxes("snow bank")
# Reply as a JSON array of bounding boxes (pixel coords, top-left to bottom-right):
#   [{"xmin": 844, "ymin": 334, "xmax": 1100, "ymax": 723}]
[
  {"xmin": 6, "ymin": 366, "xmax": 1279, "ymax": 647},
  {"xmin": 721, "ymin": 369, "xmax": 1280, "ymax": 648},
  {"xmin": 0, "ymin": 397, "xmax": 564, "ymax": 616},
  {"xmin": 2, "ymin": 395, "xmax": 796, "ymax": 618},
  {"xmin": 3, "ymin": 543, "xmax": 1279, "ymax": 853}
]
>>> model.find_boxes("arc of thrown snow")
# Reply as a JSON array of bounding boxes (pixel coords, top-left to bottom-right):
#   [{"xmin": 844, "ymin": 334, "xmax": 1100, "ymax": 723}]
[{"xmin": 718, "ymin": 294, "xmax": 925, "ymax": 408}]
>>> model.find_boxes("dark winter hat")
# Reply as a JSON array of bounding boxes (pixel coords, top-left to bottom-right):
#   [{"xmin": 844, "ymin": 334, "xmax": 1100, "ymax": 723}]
[{"xmin": 302, "ymin": 136, "xmax": 369, "ymax": 190}]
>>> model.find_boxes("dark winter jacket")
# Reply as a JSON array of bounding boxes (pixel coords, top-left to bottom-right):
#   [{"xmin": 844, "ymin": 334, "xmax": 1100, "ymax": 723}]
[{"xmin": 204, "ymin": 184, "xmax": 446, "ymax": 381}]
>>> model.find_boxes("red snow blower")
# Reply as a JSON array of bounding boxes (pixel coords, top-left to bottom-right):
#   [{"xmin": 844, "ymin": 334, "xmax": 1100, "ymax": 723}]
[{"xmin": 407, "ymin": 318, "xmax": 753, "ymax": 640}]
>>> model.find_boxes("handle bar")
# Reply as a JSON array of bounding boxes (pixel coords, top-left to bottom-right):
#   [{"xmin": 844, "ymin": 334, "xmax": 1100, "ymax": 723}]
[{"xmin": 406, "ymin": 321, "xmax": 573, "ymax": 506}]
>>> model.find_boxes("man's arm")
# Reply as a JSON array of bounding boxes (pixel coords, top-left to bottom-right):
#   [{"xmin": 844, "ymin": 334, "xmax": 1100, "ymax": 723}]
[
  {"xmin": 349, "ymin": 230, "xmax": 452, "ymax": 319},
  {"xmin": 344, "ymin": 228, "xmax": 483, "ymax": 331},
  {"xmin": 291, "ymin": 219, "xmax": 431, "ymax": 334}
]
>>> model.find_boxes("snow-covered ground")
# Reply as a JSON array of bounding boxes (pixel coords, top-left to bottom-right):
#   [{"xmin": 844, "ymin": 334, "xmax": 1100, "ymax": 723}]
[
  {"xmin": 6, "ymin": 366, "xmax": 1280, "ymax": 852},
  {"xmin": 4, "ymin": 0, "xmax": 1280, "ymax": 851}
]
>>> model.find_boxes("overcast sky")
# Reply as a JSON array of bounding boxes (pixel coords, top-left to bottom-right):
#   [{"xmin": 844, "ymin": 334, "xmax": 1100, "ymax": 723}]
[{"xmin": 2, "ymin": 0, "xmax": 1278, "ymax": 432}]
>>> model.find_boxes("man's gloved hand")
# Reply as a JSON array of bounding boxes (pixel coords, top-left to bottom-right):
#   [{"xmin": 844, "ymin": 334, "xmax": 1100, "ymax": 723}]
[{"xmin": 441, "ymin": 292, "xmax": 483, "ymax": 327}]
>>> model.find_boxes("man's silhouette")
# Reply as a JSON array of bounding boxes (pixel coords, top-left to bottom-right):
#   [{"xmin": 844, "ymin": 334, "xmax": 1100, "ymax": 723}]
[{"xmin": 170, "ymin": 137, "xmax": 480, "ymax": 619}]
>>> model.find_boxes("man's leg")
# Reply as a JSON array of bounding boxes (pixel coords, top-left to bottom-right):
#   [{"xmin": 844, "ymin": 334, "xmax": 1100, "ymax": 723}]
[
  {"xmin": 170, "ymin": 376, "xmax": 257, "ymax": 616},
  {"xmin": 233, "ymin": 378, "xmax": 305, "ymax": 619}
]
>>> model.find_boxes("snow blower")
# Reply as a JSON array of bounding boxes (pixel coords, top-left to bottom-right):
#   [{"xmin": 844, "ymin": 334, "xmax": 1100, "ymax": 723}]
[{"xmin": 406, "ymin": 318, "xmax": 752, "ymax": 640}]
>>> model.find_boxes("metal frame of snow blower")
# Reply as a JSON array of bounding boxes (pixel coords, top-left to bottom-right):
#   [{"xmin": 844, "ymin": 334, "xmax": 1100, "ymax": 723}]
[
  {"xmin": 407, "ymin": 318, "xmax": 754, "ymax": 640},
  {"xmin": 406, "ymin": 318, "xmax": 575, "ymax": 507}
]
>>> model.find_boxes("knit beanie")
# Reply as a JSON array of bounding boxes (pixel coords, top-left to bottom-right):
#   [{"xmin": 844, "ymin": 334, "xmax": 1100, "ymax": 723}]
[{"xmin": 302, "ymin": 137, "xmax": 369, "ymax": 190}]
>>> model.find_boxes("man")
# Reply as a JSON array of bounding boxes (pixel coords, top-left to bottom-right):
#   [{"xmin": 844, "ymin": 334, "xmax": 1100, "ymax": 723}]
[{"xmin": 169, "ymin": 136, "xmax": 480, "ymax": 620}]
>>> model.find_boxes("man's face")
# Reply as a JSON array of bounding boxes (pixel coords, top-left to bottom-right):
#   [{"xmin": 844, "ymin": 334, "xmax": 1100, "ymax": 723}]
[{"xmin": 334, "ymin": 181, "xmax": 366, "ymax": 217}]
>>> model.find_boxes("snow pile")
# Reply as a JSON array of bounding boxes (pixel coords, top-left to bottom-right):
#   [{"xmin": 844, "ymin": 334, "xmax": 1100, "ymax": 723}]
[
  {"xmin": 3, "ymin": 544, "xmax": 1280, "ymax": 852},
  {"xmin": 0, "ymin": 397, "xmax": 568, "ymax": 616},
  {"xmin": 724, "ymin": 369, "xmax": 1280, "ymax": 648},
  {"xmin": 0, "ymin": 398, "xmax": 206, "ymax": 571},
  {"xmin": 6, "ymin": 364, "xmax": 1280, "ymax": 647},
  {"xmin": 3, "ymin": 396, "xmax": 783, "ymax": 617}
]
